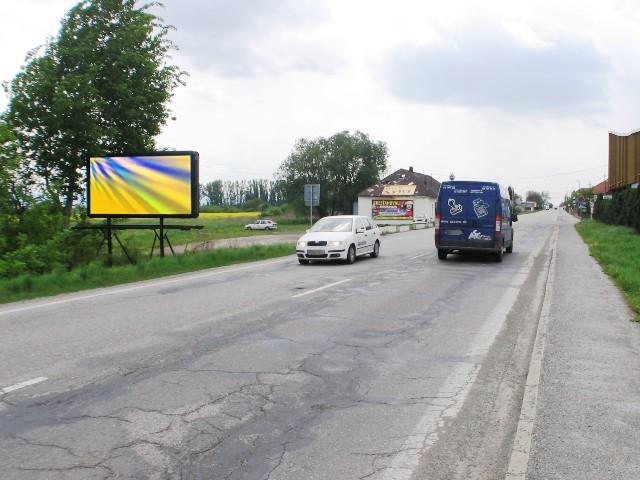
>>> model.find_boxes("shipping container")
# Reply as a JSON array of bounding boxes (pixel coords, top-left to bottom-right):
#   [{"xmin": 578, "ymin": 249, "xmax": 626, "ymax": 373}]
[{"xmin": 609, "ymin": 130, "xmax": 640, "ymax": 190}]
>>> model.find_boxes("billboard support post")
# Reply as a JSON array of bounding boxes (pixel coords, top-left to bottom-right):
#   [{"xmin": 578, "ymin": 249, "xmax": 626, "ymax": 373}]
[
  {"xmin": 159, "ymin": 217, "xmax": 165, "ymax": 257},
  {"xmin": 107, "ymin": 217, "xmax": 113, "ymax": 267}
]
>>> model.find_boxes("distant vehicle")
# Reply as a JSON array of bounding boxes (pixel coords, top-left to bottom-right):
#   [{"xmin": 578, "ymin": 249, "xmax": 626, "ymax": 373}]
[
  {"xmin": 545, "ymin": 205, "xmax": 550, "ymax": 210},
  {"xmin": 435, "ymin": 180, "xmax": 517, "ymax": 262},
  {"xmin": 296, "ymin": 215, "xmax": 381, "ymax": 264},
  {"xmin": 245, "ymin": 219, "xmax": 278, "ymax": 230}
]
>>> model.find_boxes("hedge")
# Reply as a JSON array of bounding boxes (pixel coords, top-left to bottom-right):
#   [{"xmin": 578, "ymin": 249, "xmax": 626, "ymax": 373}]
[{"xmin": 593, "ymin": 185, "xmax": 640, "ymax": 233}]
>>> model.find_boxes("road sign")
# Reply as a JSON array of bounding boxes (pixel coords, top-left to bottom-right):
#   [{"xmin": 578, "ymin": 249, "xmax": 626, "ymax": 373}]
[{"xmin": 304, "ymin": 184, "xmax": 320, "ymax": 207}]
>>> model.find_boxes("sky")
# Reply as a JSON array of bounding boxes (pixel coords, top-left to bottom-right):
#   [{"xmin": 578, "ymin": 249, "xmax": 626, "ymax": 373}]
[{"xmin": 2, "ymin": 0, "xmax": 640, "ymax": 206}]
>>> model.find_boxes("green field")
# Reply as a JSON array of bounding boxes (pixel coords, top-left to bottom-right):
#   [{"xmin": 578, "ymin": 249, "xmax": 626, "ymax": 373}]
[
  {"xmin": 576, "ymin": 220, "xmax": 640, "ymax": 321},
  {"xmin": 0, "ymin": 243, "xmax": 294, "ymax": 304},
  {"xmin": 90, "ymin": 215, "xmax": 307, "ymax": 256}
]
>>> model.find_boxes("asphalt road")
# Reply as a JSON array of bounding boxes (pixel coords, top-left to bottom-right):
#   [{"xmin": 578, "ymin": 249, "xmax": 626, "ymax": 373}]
[{"xmin": 1, "ymin": 211, "xmax": 560, "ymax": 479}]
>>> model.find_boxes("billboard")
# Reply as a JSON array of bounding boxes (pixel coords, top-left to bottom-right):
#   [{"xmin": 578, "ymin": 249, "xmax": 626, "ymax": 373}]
[
  {"xmin": 372, "ymin": 199, "xmax": 414, "ymax": 220},
  {"xmin": 87, "ymin": 152, "xmax": 199, "ymax": 218}
]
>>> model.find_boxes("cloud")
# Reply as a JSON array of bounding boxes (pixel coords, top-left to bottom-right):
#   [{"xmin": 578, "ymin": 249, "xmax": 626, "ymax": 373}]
[
  {"xmin": 381, "ymin": 24, "xmax": 611, "ymax": 115},
  {"xmin": 157, "ymin": 0, "xmax": 340, "ymax": 77}
]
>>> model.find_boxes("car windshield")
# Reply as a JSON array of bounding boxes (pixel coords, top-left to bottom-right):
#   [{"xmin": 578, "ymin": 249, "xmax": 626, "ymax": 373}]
[{"xmin": 309, "ymin": 218, "xmax": 353, "ymax": 232}]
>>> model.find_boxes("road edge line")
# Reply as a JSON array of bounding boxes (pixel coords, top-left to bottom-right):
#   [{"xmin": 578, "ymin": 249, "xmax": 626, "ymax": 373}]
[{"xmin": 505, "ymin": 225, "xmax": 559, "ymax": 479}]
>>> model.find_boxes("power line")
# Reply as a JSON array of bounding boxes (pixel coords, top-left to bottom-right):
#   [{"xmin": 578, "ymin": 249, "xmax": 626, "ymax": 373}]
[{"xmin": 515, "ymin": 165, "xmax": 605, "ymax": 180}]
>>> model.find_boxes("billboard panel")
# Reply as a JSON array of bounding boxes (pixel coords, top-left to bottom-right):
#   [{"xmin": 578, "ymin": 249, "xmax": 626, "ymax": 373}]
[
  {"xmin": 88, "ymin": 152, "xmax": 199, "ymax": 218},
  {"xmin": 372, "ymin": 199, "xmax": 414, "ymax": 220}
]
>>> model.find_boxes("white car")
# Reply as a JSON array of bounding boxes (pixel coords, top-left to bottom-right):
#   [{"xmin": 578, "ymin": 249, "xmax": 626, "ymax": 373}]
[
  {"xmin": 296, "ymin": 215, "xmax": 381, "ymax": 264},
  {"xmin": 245, "ymin": 219, "xmax": 278, "ymax": 230}
]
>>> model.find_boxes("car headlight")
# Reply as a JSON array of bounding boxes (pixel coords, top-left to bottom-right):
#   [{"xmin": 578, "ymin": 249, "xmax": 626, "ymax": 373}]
[
  {"xmin": 327, "ymin": 241, "xmax": 342, "ymax": 247},
  {"xmin": 297, "ymin": 241, "xmax": 307, "ymax": 248}
]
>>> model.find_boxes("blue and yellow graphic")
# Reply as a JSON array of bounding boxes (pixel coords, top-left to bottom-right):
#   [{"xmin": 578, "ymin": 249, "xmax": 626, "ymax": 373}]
[{"xmin": 89, "ymin": 155, "xmax": 192, "ymax": 215}]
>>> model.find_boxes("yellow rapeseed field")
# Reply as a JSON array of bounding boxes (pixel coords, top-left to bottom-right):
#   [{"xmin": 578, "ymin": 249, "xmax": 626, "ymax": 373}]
[{"xmin": 199, "ymin": 212, "xmax": 260, "ymax": 218}]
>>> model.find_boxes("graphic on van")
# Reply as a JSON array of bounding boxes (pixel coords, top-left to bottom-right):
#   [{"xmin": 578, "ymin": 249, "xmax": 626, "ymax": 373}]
[
  {"xmin": 448, "ymin": 198, "xmax": 463, "ymax": 216},
  {"xmin": 472, "ymin": 198, "xmax": 489, "ymax": 218},
  {"xmin": 469, "ymin": 229, "xmax": 491, "ymax": 240}
]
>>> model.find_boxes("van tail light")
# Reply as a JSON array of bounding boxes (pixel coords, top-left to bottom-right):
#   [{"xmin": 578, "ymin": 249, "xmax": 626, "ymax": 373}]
[
  {"xmin": 435, "ymin": 213, "xmax": 441, "ymax": 232},
  {"xmin": 495, "ymin": 214, "xmax": 502, "ymax": 234}
]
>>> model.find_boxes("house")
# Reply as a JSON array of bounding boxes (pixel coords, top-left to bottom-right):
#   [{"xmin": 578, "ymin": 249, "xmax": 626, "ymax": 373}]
[
  {"xmin": 357, "ymin": 167, "xmax": 440, "ymax": 225},
  {"xmin": 593, "ymin": 179, "xmax": 609, "ymax": 195}
]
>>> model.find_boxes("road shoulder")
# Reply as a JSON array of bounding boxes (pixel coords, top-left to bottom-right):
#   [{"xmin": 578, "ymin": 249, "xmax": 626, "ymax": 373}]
[{"xmin": 528, "ymin": 213, "xmax": 640, "ymax": 479}]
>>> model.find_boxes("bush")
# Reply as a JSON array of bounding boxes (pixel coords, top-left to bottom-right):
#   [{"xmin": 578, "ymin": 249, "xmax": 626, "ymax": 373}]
[{"xmin": 594, "ymin": 186, "xmax": 640, "ymax": 233}]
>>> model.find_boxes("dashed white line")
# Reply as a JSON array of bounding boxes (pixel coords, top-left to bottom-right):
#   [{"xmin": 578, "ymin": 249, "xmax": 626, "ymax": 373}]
[
  {"xmin": 292, "ymin": 279, "xmax": 351, "ymax": 298},
  {"xmin": 409, "ymin": 252, "xmax": 432, "ymax": 260},
  {"xmin": 1, "ymin": 377, "xmax": 48, "ymax": 395}
]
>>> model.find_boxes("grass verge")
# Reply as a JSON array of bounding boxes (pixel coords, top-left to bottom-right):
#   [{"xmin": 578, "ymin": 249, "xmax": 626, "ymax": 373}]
[
  {"xmin": 0, "ymin": 243, "xmax": 294, "ymax": 305},
  {"xmin": 92, "ymin": 217, "xmax": 307, "ymax": 252},
  {"xmin": 576, "ymin": 220, "xmax": 640, "ymax": 320}
]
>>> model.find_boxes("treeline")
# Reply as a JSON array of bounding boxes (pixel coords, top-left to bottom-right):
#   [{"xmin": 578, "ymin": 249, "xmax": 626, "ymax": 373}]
[{"xmin": 200, "ymin": 179, "xmax": 286, "ymax": 207}]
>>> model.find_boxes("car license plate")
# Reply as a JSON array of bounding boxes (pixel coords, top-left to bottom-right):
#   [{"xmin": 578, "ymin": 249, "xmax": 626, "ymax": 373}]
[{"xmin": 307, "ymin": 249, "xmax": 325, "ymax": 255}]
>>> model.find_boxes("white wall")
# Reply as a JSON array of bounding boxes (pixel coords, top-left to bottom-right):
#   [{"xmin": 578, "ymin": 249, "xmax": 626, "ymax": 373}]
[{"xmin": 357, "ymin": 196, "xmax": 373, "ymax": 218}]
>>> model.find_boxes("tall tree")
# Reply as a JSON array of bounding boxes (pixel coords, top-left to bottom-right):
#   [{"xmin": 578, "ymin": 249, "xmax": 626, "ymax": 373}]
[
  {"xmin": 278, "ymin": 131, "xmax": 388, "ymax": 215},
  {"xmin": 6, "ymin": 0, "xmax": 185, "ymax": 222},
  {"xmin": 0, "ymin": 119, "xmax": 32, "ymax": 215}
]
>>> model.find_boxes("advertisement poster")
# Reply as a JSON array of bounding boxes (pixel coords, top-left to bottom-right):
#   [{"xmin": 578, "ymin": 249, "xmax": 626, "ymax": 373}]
[{"xmin": 372, "ymin": 199, "xmax": 414, "ymax": 219}]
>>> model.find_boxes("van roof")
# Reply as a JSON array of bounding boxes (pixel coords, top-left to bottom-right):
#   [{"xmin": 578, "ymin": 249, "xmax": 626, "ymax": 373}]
[{"xmin": 439, "ymin": 180, "xmax": 511, "ymax": 200}]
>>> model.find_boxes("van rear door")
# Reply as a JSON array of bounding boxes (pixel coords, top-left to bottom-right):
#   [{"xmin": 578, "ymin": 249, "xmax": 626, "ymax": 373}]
[{"xmin": 438, "ymin": 183, "xmax": 498, "ymax": 249}]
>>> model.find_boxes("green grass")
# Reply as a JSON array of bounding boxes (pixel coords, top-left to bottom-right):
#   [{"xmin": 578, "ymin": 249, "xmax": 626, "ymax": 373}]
[
  {"xmin": 576, "ymin": 220, "xmax": 640, "ymax": 320},
  {"xmin": 0, "ymin": 243, "xmax": 294, "ymax": 304}
]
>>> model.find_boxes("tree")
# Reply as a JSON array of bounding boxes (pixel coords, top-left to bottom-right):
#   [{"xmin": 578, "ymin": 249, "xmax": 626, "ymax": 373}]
[
  {"xmin": 0, "ymin": 119, "xmax": 32, "ymax": 215},
  {"xmin": 278, "ymin": 131, "xmax": 388, "ymax": 215},
  {"xmin": 526, "ymin": 191, "xmax": 544, "ymax": 209},
  {"xmin": 6, "ymin": 0, "xmax": 185, "ymax": 222}
]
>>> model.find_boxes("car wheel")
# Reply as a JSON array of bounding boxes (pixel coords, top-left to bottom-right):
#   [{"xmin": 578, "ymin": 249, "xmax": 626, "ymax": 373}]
[
  {"xmin": 346, "ymin": 245, "xmax": 356, "ymax": 264},
  {"xmin": 265, "ymin": 227, "xmax": 271, "ymax": 231},
  {"xmin": 495, "ymin": 246, "xmax": 503, "ymax": 262},
  {"xmin": 246, "ymin": 226, "xmax": 251, "ymax": 230},
  {"xmin": 298, "ymin": 258, "xmax": 309, "ymax": 265},
  {"xmin": 437, "ymin": 249, "xmax": 447, "ymax": 260},
  {"xmin": 506, "ymin": 234, "xmax": 513, "ymax": 253},
  {"xmin": 370, "ymin": 241, "xmax": 380, "ymax": 258}
]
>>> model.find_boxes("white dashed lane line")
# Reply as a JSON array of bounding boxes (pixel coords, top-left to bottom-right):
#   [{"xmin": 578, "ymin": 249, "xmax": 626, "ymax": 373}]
[
  {"xmin": 1, "ymin": 377, "xmax": 48, "ymax": 395},
  {"xmin": 292, "ymin": 279, "xmax": 351, "ymax": 298}
]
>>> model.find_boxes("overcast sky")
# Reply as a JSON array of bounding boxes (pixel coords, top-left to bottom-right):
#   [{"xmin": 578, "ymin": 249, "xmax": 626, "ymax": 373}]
[{"xmin": 3, "ymin": 0, "xmax": 640, "ymax": 205}]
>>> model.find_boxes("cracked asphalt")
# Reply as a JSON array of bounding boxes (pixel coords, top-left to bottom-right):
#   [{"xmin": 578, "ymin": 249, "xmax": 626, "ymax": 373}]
[{"xmin": 1, "ymin": 212, "xmax": 558, "ymax": 479}]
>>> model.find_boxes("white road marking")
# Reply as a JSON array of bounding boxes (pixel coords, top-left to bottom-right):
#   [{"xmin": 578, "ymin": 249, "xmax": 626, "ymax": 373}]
[
  {"xmin": 379, "ymin": 227, "xmax": 553, "ymax": 480},
  {"xmin": 292, "ymin": 279, "xmax": 351, "ymax": 298},
  {"xmin": 1, "ymin": 376, "xmax": 48, "ymax": 395},
  {"xmin": 409, "ymin": 252, "xmax": 432, "ymax": 260},
  {"xmin": 505, "ymin": 226, "xmax": 559, "ymax": 480},
  {"xmin": 0, "ymin": 257, "xmax": 294, "ymax": 317}
]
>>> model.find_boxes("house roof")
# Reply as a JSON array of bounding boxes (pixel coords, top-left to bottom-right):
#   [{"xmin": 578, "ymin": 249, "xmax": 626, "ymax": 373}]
[
  {"xmin": 593, "ymin": 179, "xmax": 609, "ymax": 194},
  {"xmin": 358, "ymin": 168, "xmax": 441, "ymax": 198}
]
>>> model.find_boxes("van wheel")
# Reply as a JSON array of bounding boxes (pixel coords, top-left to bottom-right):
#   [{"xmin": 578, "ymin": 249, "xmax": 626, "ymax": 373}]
[
  {"xmin": 346, "ymin": 245, "xmax": 356, "ymax": 264},
  {"xmin": 506, "ymin": 233, "xmax": 513, "ymax": 253},
  {"xmin": 437, "ymin": 249, "xmax": 447, "ymax": 260},
  {"xmin": 370, "ymin": 241, "xmax": 380, "ymax": 258},
  {"xmin": 495, "ymin": 247, "xmax": 503, "ymax": 262}
]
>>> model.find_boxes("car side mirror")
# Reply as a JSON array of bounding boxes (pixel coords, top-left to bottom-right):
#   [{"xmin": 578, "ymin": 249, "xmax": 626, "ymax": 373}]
[{"xmin": 512, "ymin": 212, "xmax": 518, "ymax": 222}]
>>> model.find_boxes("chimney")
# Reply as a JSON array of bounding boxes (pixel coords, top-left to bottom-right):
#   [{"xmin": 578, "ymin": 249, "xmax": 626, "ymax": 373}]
[{"xmin": 409, "ymin": 166, "xmax": 414, "ymax": 172}]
